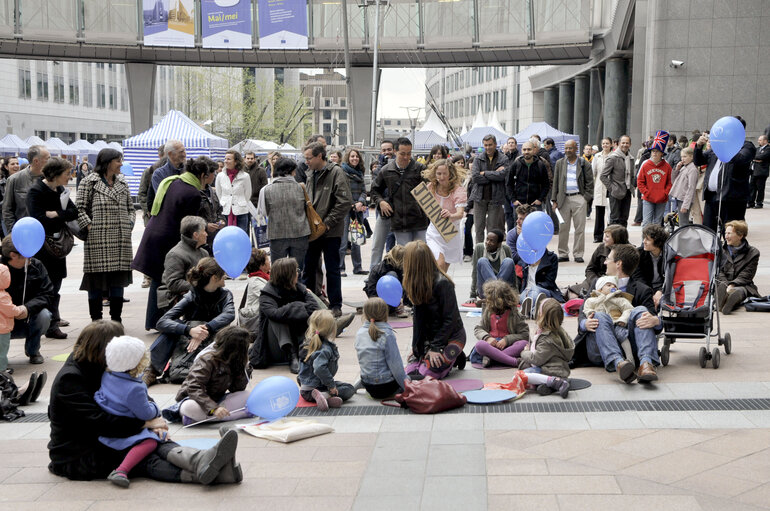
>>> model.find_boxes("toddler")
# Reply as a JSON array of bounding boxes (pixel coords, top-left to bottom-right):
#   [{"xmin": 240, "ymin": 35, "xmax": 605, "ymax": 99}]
[
  {"xmin": 0, "ymin": 263, "xmax": 23, "ymax": 373},
  {"xmin": 354, "ymin": 298, "xmax": 408, "ymax": 398},
  {"xmin": 298, "ymin": 310, "xmax": 355, "ymax": 411},
  {"xmin": 518, "ymin": 298, "xmax": 574, "ymax": 398},
  {"xmin": 95, "ymin": 336, "xmax": 161, "ymax": 488},
  {"xmin": 583, "ymin": 276, "xmax": 634, "ymax": 363}
]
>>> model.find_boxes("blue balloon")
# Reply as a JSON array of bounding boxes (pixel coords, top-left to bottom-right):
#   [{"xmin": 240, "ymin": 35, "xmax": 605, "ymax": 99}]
[
  {"xmin": 120, "ymin": 162, "xmax": 134, "ymax": 176},
  {"xmin": 246, "ymin": 376, "xmax": 300, "ymax": 421},
  {"xmin": 18, "ymin": 157, "xmax": 28, "ymax": 165},
  {"xmin": 212, "ymin": 226, "xmax": 251, "ymax": 278},
  {"xmin": 709, "ymin": 116, "xmax": 746, "ymax": 162},
  {"xmin": 11, "ymin": 217, "xmax": 45, "ymax": 258},
  {"xmin": 516, "ymin": 233, "xmax": 545, "ymax": 265},
  {"xmin": 521, "ymin": 211, "xmax": 554, "ymax": 251},
  {"xmin": 376, "ymin": 275, "xmax": 403, "ymax": 307}
]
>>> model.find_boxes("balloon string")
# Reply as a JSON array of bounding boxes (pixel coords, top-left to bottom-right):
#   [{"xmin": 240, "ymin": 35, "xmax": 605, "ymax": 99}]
[{"xmin": 22, "ymin": 259, "xmax": 28, "ymax": 323}]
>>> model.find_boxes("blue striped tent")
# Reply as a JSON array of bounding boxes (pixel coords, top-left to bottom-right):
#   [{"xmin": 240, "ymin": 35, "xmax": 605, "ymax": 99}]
[{"xmin": 122, "ymin": 110, "xmax": 228, "ymax": 195}]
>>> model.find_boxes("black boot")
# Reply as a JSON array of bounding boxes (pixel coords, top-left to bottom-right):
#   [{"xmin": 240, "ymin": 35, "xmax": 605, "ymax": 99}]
[
  {"xmin": 88, "ymin": 299, "xmax": 103, "ymax": 321},
  {"xmin": 109, "ymin": 296, "xmax": 124, "ymax": 323}
]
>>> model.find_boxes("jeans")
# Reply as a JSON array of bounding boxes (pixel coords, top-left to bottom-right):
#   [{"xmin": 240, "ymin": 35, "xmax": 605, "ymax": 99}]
[
  {"xmin": 11, "ymin": 308, "xmax": 52, "ymax": 357},
  {"xmin": 145, "ymin": 279, "xmax": 162, "ymax": 331},
  {"xmin": 369, "ymin": 211, "xmax": 392, "ymax": 271},
  {"xmin": 520, "ymin": 284, "xmax": 559, "ymax": 303},
  {"xmin": 339, "ymin": 212, "xmax": 362, "ymax": 273},
  {"xmin": 642, "ymin": 200, "xmax": 666, "ymax": 226},
  {"xmin": 668, "ymin": 198, "xmax": 690, "ymax": 227},
  {"xmin": 235, "ymin": 213, "xmax": 249, "ymax": 234},
  {"xmin": 304, "ymin": 236, "xmax": 343, "ymax": 310},
  {"xmin": 149, "ymin": 333, "xmax": 178, "ymax": 373},
  {"xmin": 0, "ymin": 332, "xmax": 10, "ymax": 371},
  {"xmin": 300, "ymin": 382, "xmax": 356, "ymax": 403},
  {"xmin": 49, "ymin": 275, "xmax": 62, "ymax": 328},
  {"xmin": 473, "ymin": 200, "xmax": 505, "ymax": 244},
  {"xmin": 476, "ymin": 257, "xmax": 515, "ymax": 297},
  {"xmin": 588, "ymin": 307, "xmax": 660, "ymax": 370},
  {"xmin": 270, "ymin": 236, "xmax": 309, "ymax": 275},
  {"xmin": 608, "ymin": 190, "xmax": 632, "ymax": 227},
  {"xmin": 503, "ymin": 200, "xmax": 516, "ymax": 233},
  {"xmin": 749, "ymin": 175, "xmax": 767, "ymax": 207},
  {"xmin": 394, "ymin": 229, "xmax": 427, "ymax": 246}
]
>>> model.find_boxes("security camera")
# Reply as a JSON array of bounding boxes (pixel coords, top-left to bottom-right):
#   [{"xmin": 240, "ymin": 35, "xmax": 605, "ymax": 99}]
[{"xmin": 670, "ymin": 60, "xmax": 685, "ymax": 69}]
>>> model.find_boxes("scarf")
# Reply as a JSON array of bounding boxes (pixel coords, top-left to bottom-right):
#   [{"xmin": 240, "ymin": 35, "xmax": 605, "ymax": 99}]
[
  {"xmin": 151, "ymin": 172, "xmax": 201, "ymax": 216},
  {"xmin": 249, "ymin": 270, "xmax": 270, "ymax": 281},
  {"xmin": 341, "ymin": 163, "xmax": 364, "ymax": 181}
]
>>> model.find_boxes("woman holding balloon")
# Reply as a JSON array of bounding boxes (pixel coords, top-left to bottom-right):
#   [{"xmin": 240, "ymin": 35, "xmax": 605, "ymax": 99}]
[
  {"xmin": 77, "ymin": 149, "xmax": 135, "ymax": 323},
  {"xmin": 423, "ymin": 159, "xmax": 467, "ymax": 272},
  {"xmin": 132, "ymin": 156, "xmax": 216, "ymax": 330},
  {"xmin": 402, "ymin": 241, "xmax": 466, "ymax": 379}
]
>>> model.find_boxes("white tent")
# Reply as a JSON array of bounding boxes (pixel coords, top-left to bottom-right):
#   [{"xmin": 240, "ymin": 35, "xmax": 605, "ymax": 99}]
[
  {"xmin": 68, "ymin": 140, "xmax": 98, "ymax": 158},
  {"xmin": 460, "ymin": 122, "xmax": 468, "ymax": 136},
  {"xmin": 0, "ymin": 134, "xmax": 30, "ymax": 156},
  {"xmin": 92, "ymin": 140, "xmax": 109, "ymax": 150},
  {"xmin": 46, "ymin": 137, "xmax": 77, "ymax": 156},
  {"xmin": 278, "ymin": 143, "xmax": 296, "ymax": 151},
  {"xmin": 488, "ymin": 109, "xmax": 505, "ymax": 134},
  {"xmin": 419, "ymin": 110, "xmax": 449, "ymax": 135},
  {"xmin": 470, "ymin": 108, "xmax": 486, "ymax": 130},
  {"xmin": 513, "ymin": 122, "xmax": 580, "ymax": 152},
  {"xmin": 231, "ymin": 139, "xmax": 281, "ymax": 152},
  {"xmin": 108, "ymin": 142, "xmax": 123, "ymax": 152}
]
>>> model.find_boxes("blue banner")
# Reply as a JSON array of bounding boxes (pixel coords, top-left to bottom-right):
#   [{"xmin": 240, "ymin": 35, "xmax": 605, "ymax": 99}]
[
  {"xmin": 202, "ymin": 0, "xmax": 252, "ymax": 49},
  {"xmin": 258, "ymin": 0, "xmax": 308, "ymax": 50}
]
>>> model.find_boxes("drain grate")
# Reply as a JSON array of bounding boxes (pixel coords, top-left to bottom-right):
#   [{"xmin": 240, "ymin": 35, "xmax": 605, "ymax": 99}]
[{"xmin": 5, "ymin": 399, "xmax": 770, "ymax": 423}]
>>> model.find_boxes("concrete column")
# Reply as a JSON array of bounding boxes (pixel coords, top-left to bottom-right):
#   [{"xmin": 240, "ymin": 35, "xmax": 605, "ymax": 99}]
[
  {"xmin": 349, "ymin": 66, "xmax": 380, "ymax": 146},
  {"xmin": 604, "ymin": 58, "xmax": 629, "ymax": 139},
  {"xmin": 557, "ymin": 81, "xmax": 574, "ymax": 134},
  {"xmin": 572, "ymin": 74, "xmax": 589, "ymax": 147},
  {"xmin": 588, "ymin": 67, "xmax": 604, "ymax": 145},
  {"xmin": 125, "ymin": 63, "xmax": 156, "ymax": 135},
  {"xmin": 543, "ymin": 87, "xmax": 559, "ymax": 128}
]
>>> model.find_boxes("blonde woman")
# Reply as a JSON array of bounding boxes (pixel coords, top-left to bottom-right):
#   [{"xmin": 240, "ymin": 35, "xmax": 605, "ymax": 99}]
[{"xmin": 422, "ymin": 159, "xmax": 467, "ymax": 272}]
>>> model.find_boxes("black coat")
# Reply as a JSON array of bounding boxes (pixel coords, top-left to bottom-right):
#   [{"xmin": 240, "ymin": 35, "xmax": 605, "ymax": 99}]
[
  {"xmin": 132, "ymin": 179, "xmax": 202, "ymax": 282},
  {"xmin": 155, "ymin": 287, "xmax": 235, "ymax": 338},
  {"xmin": 364, "ymin": 260, "xmax": 403, "ymax": 298},
  {"xmin": 1, "ymin": 255, "xmax": 54, "ymax": 317},
  {"xmin": 585, "ymin": 244, "xmax": 610, "ymax": 289},
  {"xmin": 718, "ymin": 241, "xmax": 760, "ymax": 297},
  {"xmin": 412, "ymin": 273, "xmax": 464, "ymax": 358},
  {"xmin": 26, "ymin": 179, "xmax": 78, "ymax": 279},
  {"xmin": 48, "ymin": 356, "xmax": 144, "ymax": 480},
  {"xmin": 370, "ymin": 159, "xmax": 429, "ymax": 232},
  {"xmin": 507, "ymin": 156, "xmax": 551, "ymax": 205},
  {"xmin": 752, "ymin": 144, "xmax": 770, "ymax": 178},
  {"xmin": 519, "ymin": 250, "xmax": 565, "ymax": 302},
  {"xmin": 248, "ymin": 282, "xmax": 319, "ymax": 368},
  {"xmin": 695, "ymin": 141, "xmax": 756, "ymax": 202},
  {"xmin": 633, "ymin": 247, "xmax": 666, "ymax": 294}
]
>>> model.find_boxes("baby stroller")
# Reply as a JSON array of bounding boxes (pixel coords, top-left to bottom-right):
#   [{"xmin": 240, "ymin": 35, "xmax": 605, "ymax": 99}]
[{"xmin": 659, "ymin": 224, "xmax": 731, "ymax": 369}]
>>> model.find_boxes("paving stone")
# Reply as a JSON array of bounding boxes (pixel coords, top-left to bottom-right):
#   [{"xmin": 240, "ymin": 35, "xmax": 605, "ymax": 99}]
[
  {"xmin": 421, "ymin": 476, "xmax": 486, "ymax": 511},
  {"xmin": 426, "ymin": 444, "xmax": 486, "ymax": 476}
]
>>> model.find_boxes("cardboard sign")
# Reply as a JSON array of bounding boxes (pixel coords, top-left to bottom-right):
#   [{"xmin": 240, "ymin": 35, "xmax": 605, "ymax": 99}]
[{"xmin": 410, "ymin": 182, "xmax": 458, "ymax": 242}]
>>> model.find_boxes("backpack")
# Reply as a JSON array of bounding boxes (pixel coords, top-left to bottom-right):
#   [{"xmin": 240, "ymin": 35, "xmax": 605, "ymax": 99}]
[
  {"xmin": 0, "ymin": 372, "xmax": 25, "ymax": 422},
  {"xmin": 164, "ymin": 321, "xmax": 213, "ymax": 384}
]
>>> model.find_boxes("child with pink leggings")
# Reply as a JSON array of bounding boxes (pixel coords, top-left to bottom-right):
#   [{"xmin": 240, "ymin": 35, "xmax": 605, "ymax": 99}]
[{"xmin": 472, "ymin": 280, "xmax": 530, "ymax": 368}]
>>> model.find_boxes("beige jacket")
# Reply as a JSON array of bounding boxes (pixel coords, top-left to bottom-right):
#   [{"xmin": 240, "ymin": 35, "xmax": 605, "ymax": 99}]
[{"xmin": 583, "ymin": 290, "xmax": 634, "ymax": 325}]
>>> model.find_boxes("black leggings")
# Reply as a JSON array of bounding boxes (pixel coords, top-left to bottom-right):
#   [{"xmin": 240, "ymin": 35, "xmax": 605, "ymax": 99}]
[{"xmin": 363, "ymin": 379, "xmax": 402, "ymax": 399}]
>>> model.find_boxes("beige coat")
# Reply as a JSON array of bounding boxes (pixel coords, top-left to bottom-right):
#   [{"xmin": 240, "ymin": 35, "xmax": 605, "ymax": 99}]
[
  {"xmin": 583, "ymin": 290, "xmax": 634, "ymax": 325},
  {"xmin": 592, "ymin": 151, "xmax": 612, "ymax": 207}
]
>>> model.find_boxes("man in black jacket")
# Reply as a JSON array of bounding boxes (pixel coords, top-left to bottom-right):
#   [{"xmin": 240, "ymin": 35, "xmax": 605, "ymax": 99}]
[
  {"xmin": 370, "ymin": 137, "xmax": 429, "ymax": 246},
  {"xmin": 1, "ymin": 235, "xmax": 54, "ymax": 364},
  {"xmin": 470, "ymin": 135, "xmax": 508, "ymax": 243},
  {"xmin": 507, "ymin": 142, "xmax": 551, "ymax": 211},
  {"xmin": 694, "ymin": 117, "xmax": 756, "ymax": 230},
  {"xmin": 748, "ymin": 135, "xmax": 769, "ymax": 209},
  {"xmin": 244, "ymin": 151, "xmax": 268, "ymax": 210},
  {"xmin": 577, "ymin": 244, "xmax": 661, "ymax": 383},
  {"xmin": 502, "ymin": 137, "xmax": 520, "ymax": 231}
]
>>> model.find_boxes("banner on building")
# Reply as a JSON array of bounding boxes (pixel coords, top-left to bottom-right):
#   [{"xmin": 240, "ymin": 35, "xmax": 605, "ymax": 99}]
[
  {"xmin": 411, "ymin": 182, "xmax": 458, "ymax": 242},
  {"xmin": 143, "ymin": 0, "xmax": 195, "ymax": 47},
  {"xmin": 202, "ymin": 0, "xmax": 252, "ymax": 49},
  {"xmin": 258, "ymin": 0, "xmax": 308, "ymax": 50}
]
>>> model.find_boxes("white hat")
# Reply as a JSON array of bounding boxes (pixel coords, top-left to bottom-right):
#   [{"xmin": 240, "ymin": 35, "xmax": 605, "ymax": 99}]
[
  {"xmin": 595, "ymin": 275, "xmax": 618, "ymax": 291},
  {"xmin": 105, "ymin": 336, "xmax": 147, "ymax": 373}
]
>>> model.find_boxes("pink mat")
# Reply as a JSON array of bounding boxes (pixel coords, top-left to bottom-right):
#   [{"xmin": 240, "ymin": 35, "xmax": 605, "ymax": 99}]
[
  {"xmin": 445, "ymin": 378, "xmax": 484, "ymax": 392},
  {"xmin": 471, "ymin": 362, "xmax": 513, "ymax": 371},
  {"xmin": 296, "ymin": 396, "xmax": 317, "ymax": 408},
  {"xmin": 389, "ymin": 321, "xmax": 413, "ymax": 328}
]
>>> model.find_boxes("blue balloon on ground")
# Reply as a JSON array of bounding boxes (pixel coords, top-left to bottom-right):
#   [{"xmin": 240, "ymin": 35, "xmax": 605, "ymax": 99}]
[
  {"xmin": 521, "ymin": 211, "xmax": 554, "ymax": 251},
  {"xmin": 709, "ymin": 116, "xmax": 746, "ymax": 162},
  {"xmin": 517, "ymin": 233, "xmax": 546, "ymax": 265},
  {"xmin": 376, "ymin": 275, "xmax": 403, "ymax": 307},
  {"xmin": 11, "ymin": 217, "xmax": 45, "ymax": 258},
  {"xmin": 212, "ymin": 226, "xmax": 251, "ymax": 278},
  {"xmin": 120, "ymin": 162, "xmax": 134, "ymax": 176},
  {"xmin": 246, "ymin": 376, "xmax": 300, "ymax": 421}
]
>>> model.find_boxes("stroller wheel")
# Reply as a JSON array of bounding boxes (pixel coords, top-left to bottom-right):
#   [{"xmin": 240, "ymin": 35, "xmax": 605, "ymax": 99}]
[
  {"xmin": 712, "ymin": 348, "xmax": 721, "ymax": 369},
  {"xmin": 661, "ymin": 344, "xmax": 670, "ymax": 366},
  {"xmin": 699, "ymin": 347, "xmax": 708, "ymax": 368},
  {"xmin": 723, "ymin": 333, "xmax": 732, "ymax": 355}
]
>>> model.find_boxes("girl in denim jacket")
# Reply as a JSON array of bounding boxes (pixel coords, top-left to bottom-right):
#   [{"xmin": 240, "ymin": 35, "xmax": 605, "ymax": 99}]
[
  {"xmin": 354, "ymin": 298, "xmax": 409, "ymax": 399},
  {"xmin": 298, "ymin": 310, "xmax": 355, "ymax": 411}
]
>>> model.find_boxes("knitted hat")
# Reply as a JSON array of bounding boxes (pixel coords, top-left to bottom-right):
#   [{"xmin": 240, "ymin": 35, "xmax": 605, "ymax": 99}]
[
  {"xmin": 595, "ymin": 275, "xmax": 618, "ymax": 291},
  {"xmin": 105, "ymin": 336, "xmax": 147, "ymax": 373},
  {"xmin": 651, "ymin": 130, "xmax": 669, "ymax": 153}
]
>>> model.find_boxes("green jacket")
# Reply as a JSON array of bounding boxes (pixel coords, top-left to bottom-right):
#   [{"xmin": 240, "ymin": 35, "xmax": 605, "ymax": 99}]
[{"xmin": 519, "ymin": 327, "xmax": 575, "ymax": 378}]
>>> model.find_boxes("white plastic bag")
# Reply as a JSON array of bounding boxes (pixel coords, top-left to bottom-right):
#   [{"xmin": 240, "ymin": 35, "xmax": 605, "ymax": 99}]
[{"xmin": 240, "ymin": 418, "xmax": 333, "ymax": 443}]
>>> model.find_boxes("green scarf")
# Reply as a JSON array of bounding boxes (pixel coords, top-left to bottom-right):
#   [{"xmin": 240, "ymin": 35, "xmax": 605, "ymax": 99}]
[{"xmin": 151, "ymin": 172, "xmax": 201, "ymax": 216}]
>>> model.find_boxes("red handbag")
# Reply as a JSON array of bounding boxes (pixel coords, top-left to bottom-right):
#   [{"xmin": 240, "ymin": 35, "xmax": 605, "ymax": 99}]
[{"xmin": 382, "ymin": 377, "xmax": 467, "ymax": 414}]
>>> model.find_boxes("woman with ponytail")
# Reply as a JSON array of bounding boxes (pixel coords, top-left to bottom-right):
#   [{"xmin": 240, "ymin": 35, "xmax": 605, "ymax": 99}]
[
  {"xmin": 354, "ymin": 297, "xmax": 408, "ymax": 398},
  {"xmin": 133, "ymin": 156, "xmax": 217, "ymax": 330},
  {"xmin": 143, "ymin": 257, "xmax": 235, "ymax": 386}
]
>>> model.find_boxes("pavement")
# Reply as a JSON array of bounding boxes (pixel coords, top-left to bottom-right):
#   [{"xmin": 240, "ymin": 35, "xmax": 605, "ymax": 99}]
[{"xmin": 3, "ymin": 198, "xmax": 770, "ymax": 511}]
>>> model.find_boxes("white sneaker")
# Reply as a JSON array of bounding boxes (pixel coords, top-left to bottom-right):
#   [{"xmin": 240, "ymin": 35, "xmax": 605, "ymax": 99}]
[
  {"xmin": 520, "ymin": 296, "xmax": 532, "ymax": 318},
  {"xmin": 533, "ymin": 292, "xmax": 547, "ymax": 320}
]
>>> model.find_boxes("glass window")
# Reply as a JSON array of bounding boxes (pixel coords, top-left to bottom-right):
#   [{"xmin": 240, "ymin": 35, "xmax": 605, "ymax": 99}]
[
  {"xmin": 501, "ymin": 89, "xmax": 507, "ymax": 111},
  {"xmin": 81, "ymin": 63, "xmax": 93, "ymax": 107},
  {"xmin": 109, "ymin": 86, "xmax": 117, "ymax": 110},
  {"xmin": 324, "ymin": 99, "xmax": 331, "ymax": 107},
  {"xmin": 494, "ymin": 67, "xmax": 500, "ymax": 79},
  {"xmin": 338, "ymin": 123, "xmax": 347, "ymax": 146},
  {"xmin": 21, "ymin": 0, "xmax": 79, "ymax": 40},
  {"xmin": 18, "ymin": 63, "xmax": 31, "ymax": 99},
  {"xmin": 493, "ymin": 91, "xmax": 499, "ymax": 110},
  {"xmin": 339, "ymin": 110, "xmax": 347, "ymax": 120},
  {"xmin": 484, "ymin": 93, "xmax": 490, "ymax": 113},
  {"xmin": 323, "ymin": 110, "xmax": 332, "ymax": 120},
  {"xmin": 459, "ymin": 99, "xmax": 464, "ymax": 117},
  {"xmin": 472, "ymin": 68, "xmax": 477, "ymax": 86},
  {"xmin": 340, "ymin": 98, "xmax": 346, "ymax": 107},
  {"xmin": 36, "ymin": 61, "xmax": 48, "ymax": 101},
  {"xmin": 53, "ymin": 62, "xmax": 64, "ymax": 103},
  {"xmin": 68, "ymin": 62, "xmax": 78, "ymax": 105},
  {"xmin": 502, "ymin": 67, "xmax": 508, "ymax": 77},
  {"xmin": 96, "ymin": 84, "xmax": 105, "ymax": 108}
]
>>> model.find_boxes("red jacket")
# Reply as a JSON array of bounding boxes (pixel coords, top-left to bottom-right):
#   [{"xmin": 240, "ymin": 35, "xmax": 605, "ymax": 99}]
[{"xmin": 637, "ymin": 158, "xmax": 672, "ymax": 204}]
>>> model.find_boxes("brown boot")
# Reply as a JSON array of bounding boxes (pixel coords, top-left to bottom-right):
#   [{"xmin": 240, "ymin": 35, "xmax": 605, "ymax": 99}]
[{"xmin": 637, "ymin": 361, "xmax": 658, "ymax": 382}]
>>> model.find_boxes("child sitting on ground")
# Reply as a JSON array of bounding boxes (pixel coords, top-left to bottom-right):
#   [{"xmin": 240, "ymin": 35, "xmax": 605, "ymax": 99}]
[
  {"xmin": 354, "ymin": 297, "xmax": 409, "ymax": 398},
  {"xmin": 471, "ymin": 280, "xmax": 530, "ymax": 368},
  {"xmin": 94, "ymin": 336, "xmax": 161, "ymax": 488},
  {"xmin": 582, "ymin": 276, "xmax": 634, "ymax": 364},
  {"xmin": 298, "ymin": 310, "xmax": 356, "ymax": 411},
  {"xmin": 518, "ymin": 298, "xmax": 574, "ymax": 398}
]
